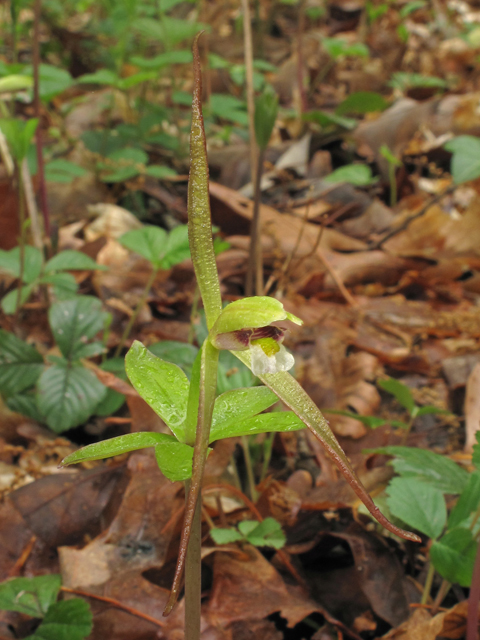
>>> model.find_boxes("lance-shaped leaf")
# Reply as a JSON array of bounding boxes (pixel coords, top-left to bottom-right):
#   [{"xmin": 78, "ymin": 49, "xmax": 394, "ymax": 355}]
[
  {"xmin": 211, "ymin": 411, "xmax": 304, "ymax": 442},
  {"xmin": 233, "ymin": 350, "xmax": 421, "ymax": 543},
  {"xmin": 125, "ymin": 341, "xmax": 190, "ymax": 442}
]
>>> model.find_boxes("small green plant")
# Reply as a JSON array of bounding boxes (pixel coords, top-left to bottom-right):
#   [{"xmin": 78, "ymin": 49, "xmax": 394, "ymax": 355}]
[
  {"xmin": 0, "ymin": 296, "xmax": 121, "ymax": 432},
  {"xmin": 60, "ymin": 37, "xmax": 419, "ymax": 640},
  {"xmin": 444, "ymin": 135, "xmax": 480, "ymax": 184},
  {"xmin": 211, "ymin": 516, "xmax": 286, "ymax": 550},
  {"xmin": 365, "ymin": 435, "xmax": 480, "ymax": 604},
  {"xmin": 0, "ymin": 247, "xmax": 106, "ymax": 314},
  {"xmin": 379, "ymin": 144, "xmax": 403, "ymax": 206},
  {"xmin": 0, "ymin": 574, "xmax": 92, "ymax": 640},
  {"xmin": 324, "ymin": 163, "xmax": 377, "ymax": 187}
]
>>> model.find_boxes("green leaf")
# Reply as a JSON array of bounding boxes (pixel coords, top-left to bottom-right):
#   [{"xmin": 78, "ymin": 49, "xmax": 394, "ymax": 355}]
[
  {"xmin": 448, "ymin": 471, "xmax": 480, "ymax": 529},
  {"xmin": 26, "ymin": 598, "xmax": 92, "ymax": 640},
  {"xmin": 0, "ymin": 74, "xmax": 33, "ymax": 93},
  {"xmin": 1, "ymin": 285, "xmax": 34, "ymax": 314},
  {"xmin": 154, "ymin": 439, "xmax": 194, "ymax": 481},
  {"xmin": 125, "ymin": 340, "xmax": 190, "ymax": 441},
  {"xmin": 37, "ymin": 363, "xmax": 107, "ymax": 433},
  {"xmin": 380, "ymin": 144, "xmax": 402, "ymax": 167},
  {"xmin": 430, "ymin": 528, "xmax": 477, "ymax": 587},
  {"xmin": 39, "ymin": 273, "xmax": 79, "ymax": 300},
  {"xmin": 6, "ymin": 391, "xmax": 44, "ymax": 422},
  {"xmin": 26, "ymin": 64, "xmax": 73, "ymax": 101},
  {"xmin": 145, "ymin": 165, "xmax": 177, "ymax": 179},
  {"xmin": 44, "ymin": 160, "xmax": 88, "ymax": 183},
  {"xmin": 254, "ymin": 86, "xmax": 278, "ymax": 150},
  {"xmin": 386, "ymin": 477, "xmax": 447, "ymax": 539},
  {"xmin": 77, "ymin": 69, "xmax": 119, "ymax": 85},
  {"xmin": 49, "ymin": 296, "xmax": 107, "ymax": 361},
  {"xmin": 243, "ymin": 517, "xmax": 286, "ymax": 549},
  {"xmin": 370, "ymin": 446, "xmax": 469, "ymax": 494},
  {"xmin": 303, "ymin": 110, "xmax": 356, "ymax": 130},
  {"xmin": 388, "ymin": 72, "xmax": 447, "ymax": 91},
  {"xmin": 99, "ymin": 148, "xmax": 148, "ymax": 182},
  {"xmin": 148, "ymin": 341, "xmax": 198, "ymax": 379},
  {"xmin": 210, "ymin": 296, "xmax": 302, "ymax": 340},
  {"xmin": 131, "ymin": 50, "xmax": 192, "ymax": 69},
  {"xmin": 61, "ymin": 432, "xmax": 178, "ymax": 465},
  {"xmin": 0, "ymin": 574, "xmax": 61, "ymax": 617},
  {"xmin": 335, "ymin": 91, "xmax": 388, "ymax": 115},
  {"xmin": 119, "ymin": 226, "xmax": 168, "ymax": 269},
  {"xmin": 444, "ymin": 136, "xmax": 480, "ymax": 184},
  {"xmin": 323, "ymin": 409, "xmax": 389, "ymax": 429},
  {"xmin": 0, "ymin": 118, "xmax": 38, "ymax": 162},
  {"xmin": 117, "ymin": 71, "xmax": 157, "ymax": 90},
  {"xmin": 377, "ymin": 378, "xmax": 415, "ymax": 413},
  {"xmin": 414, "ymin": 405, "xmax": 450, "ymax": 417},
  {"xmin": 209, "ymin": 386, "xmax": 278, "ymax": 441},
  {"xmin": 0, "ymin": 245, "xmax": 43, "ymax": 283},
  {"xmin": 45, "ymin": 250, "xmax": 106, "ymax": 273},
  {"xmin": 473, "ymin": 432, "xmax": 480, "ymax": 471},
  {"xmin": 0, "ymin": 329, "xmax": 44, "ymax": 395},
  {"xmin": 210, "ymin": 528, "xmax": 244, "ymax": 545},
  {"xmin": 162, "ymin": 224, "xmax": 191, "ymax": 268},
  {"xmin": 399, "ymin": 0, "xmax": 426, "ymax": 17},
  {"xmin": 322, "ymin": 38, "xmax": 369, "ymax": 58},
  {"xmin": 93, "ymin": 358, "xmax": 127, "ymax": 416},
  {"xmin": 209, "ymin": 94, "xmax": 248, "ymax": 126},
  {"xmin": 324, "ymin": 164, "xmax": 376, "ymax": 186}
]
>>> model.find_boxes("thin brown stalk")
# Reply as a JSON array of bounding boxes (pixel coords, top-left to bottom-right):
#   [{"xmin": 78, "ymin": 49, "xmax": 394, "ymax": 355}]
[
  {"xmin": 241, "ymin": 0, "xmax": 257, "ymax": 183},
  {"xmin": 246, "ymin": 147, "xmax": 265, "ymax": 296}
]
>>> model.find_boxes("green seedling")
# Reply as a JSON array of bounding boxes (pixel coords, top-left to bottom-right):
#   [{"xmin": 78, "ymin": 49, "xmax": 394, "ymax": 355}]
[
  {"xmin": 0, "ymin": 296, "xmax": 120, "ymax": 432},
  {"xmin": 388, "ymin": 72, "xmax": 448, "ymax": 93},
  {"xmin": 60, "ymin": 36, "xmax": 419, "ymax": 640},
  {"xmin": 380, "ymin": 144, "xmax": 402, "ymax": 206},
  {"xmin": 115, "ymin": 224, "xmax": 190, "ymax": 355},
  {"xmin": 0, "ymin": 246, "xmax": 106, "ymax": 314},
  {"xmin": 0, "ymin": 574, "xmax": 92, "ymax": 640},
  {"xmin": 324, "ymin": 163, "xmax": 377, "ymax": 187},
  {"xmin": 365, "ymin": 435, "xmax": 480, "ymax": 605},
  {"xmin": 211, "ymin": 517, "xmax": 286, "ymax": 550}
]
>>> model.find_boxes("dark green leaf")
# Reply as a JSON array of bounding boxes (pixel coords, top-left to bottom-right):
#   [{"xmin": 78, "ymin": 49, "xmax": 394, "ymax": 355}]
[
  {"xmin": 336, "ymin": 91, "xmax": 388, "ymax": 115},
  {"xmin": 303, "ymin": 110, "xmax": 356, "ymax": 130},
  {"xmin": 370, "ymin": 446, "xmax": 469, "ymax": 494},
  {"xmin": 119, "ymin": 226, "xmax": 168, "ymax": 269},
  {"xmin": 1, "ymin": 285, "xmax": 34, "ymax": 314},
  {"xmin": 0, "ymin": 245, "xmax": 43, "ymax": 283},
  {"xmin": 37, "ymin": 363, "xmax": 107, "ymax": 433},
  {"xmin": 6, "ymin": 391, "xmax": 44, "ymax": 422},
  {"xmin": 40, "ymin": 273, "xmax": 79, "ymax": 300},
  {"xmin": 0, "ymin": 329, "xmax": 43, "ymax": 395},
  {"xmin": 26, "ymin": 598, "xmax": 92, "ymax": 640},
  {"xmin": 430, "ymin": 528, "xmax": 477, "ymax": 587},
  {"xmin": 386, "ymin": 477, "xmax": 447, "ymax": 539},
  {"xmin": 148, "ymin": 341, "xmax": 198, "ymax": 379},
  {"xmin": 144, "ymin": 165, "xmax": 177, "ymax": 179},
  {"xmin": 125, "ymin": 340, "xmax": 189, "ymax": 441},
  {"xmin": 378, "ymin": 378, "xmax": 415, "ymax": 413},
  {"xmin": 99, "ymin": 148, "xmax": 148, "ymax": 182},
  {"xmin": 0, "ymin": 574, "xmax": 61, "ymax": 617},
  {"xmin": 49, "ymin": 296, "xmax": 107, "ymax": 361}
]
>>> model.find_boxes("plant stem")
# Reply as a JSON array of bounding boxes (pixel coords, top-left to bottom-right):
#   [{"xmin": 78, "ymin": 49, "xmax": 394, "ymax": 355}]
[
  {"xmin": 421, "ymin": 561, "xmax": 435, "ymax": 605},
  {"xmin": 389, "ymin": 163, "xmax": 397, "ymax": 208},
  {"xmin": 260, "ymin": 431, "xmax": 275, "ymax": 482},
  {"xmin": 15, "ymin": 166, "xmax": 26, "ymax": 316},
  {"xmin": 188, "ymin": 286, "xmax": 200, "ymax": 344},
  {"xmin": 467, "ymin": 539, "xmax": 480, "ymax": 640},
  {"xmin": 241, "ymin": 0, "xmax": 257, "ymax": 184},
  {"xmin": 241, "ymin": 435, "xmax": 258, "ymax": 502},
  {"xmin": 114, "ymin": 267, "xmax": 158, "ymax": 357},
  {"xmin": 184, "ymin": 479, "xmax": 202, "ymax": 640},
  {"xmin": 246, "ymin": 147, "xmax": 265, "ymax": 296}
]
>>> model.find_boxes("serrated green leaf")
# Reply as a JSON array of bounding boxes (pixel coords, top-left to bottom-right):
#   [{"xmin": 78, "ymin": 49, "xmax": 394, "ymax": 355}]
[
  {"xmin": 154, "ymin": 440, "xmax": 194, "ymax": 481},
  {"xmin": 369, "ymin": 446, "xmax": 469, "ymax": 494},
  {"xmin": 61, "ymin": 432, "xmax": 177, "ymax": 466},
  {"xmin": 45, "ymin": 250, "xmax": 106, "ymax": 273},
  {"xmin": 444, "ymin": 135, "xmax": 480, "ymax": 184},
  {"xmin": 0, "ymin": 574, "xmax": 61, "ymax": 617},
  {"xmin": 430, "ymin": 528, "xmax": 477, "ymax": 587},
  {"xmin": 49, "ymin": 296, "xmax": 107, "ymax": 361},
  {"xmin": 162, "ymin": 225, "xmax": 191, "ymax": 268},
  {"xmin": 386, "ymin": 477, "xmax": 446, "ymax": 539},
  {"xmin": 119, "ymin": 226, "xmax": 168, "ymax": 269},
  {"xmin": 26, "ymin": 598, "xmax": 92, "ymax": 640},
  {"xmin": 378, "ymin": 378, "xmax": 415, "ymax": 413},
  {"xmin": 125, "ymin": 340, "xmax": 189, "ymax": 441},
  {"xmin": 209, "ymin": 386, "xmax": 278, "ymax": 442},
  {"xmin": 6, "ymin": 391, "xmax": 44, "ymax": 422},
  {"xmin": 210, "ymin": 527, "xmax": 244, "ymax": 545},
  {"xmin": 244, "ymin": 517, "xmax": 286, "ymax": 549},
  {"xmin": 324, "ymin": 164, "xmax": 376, "ymax": 186},
  {"xmin": 37, "ymin": 363, "xmax": 107, "ymax": 433},
  {"xmin": 0, "ymin": 329, "xmax": 43, "ymax": 395},
  {"xmin": 448, "ymin": 471, "xmax": 480, "ymax": 529}
]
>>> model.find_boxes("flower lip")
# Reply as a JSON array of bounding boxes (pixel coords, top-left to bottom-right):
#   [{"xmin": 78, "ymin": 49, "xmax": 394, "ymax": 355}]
[{"xmin": 211, "ymin": 325, "xmax": 285, "ymax": 351}]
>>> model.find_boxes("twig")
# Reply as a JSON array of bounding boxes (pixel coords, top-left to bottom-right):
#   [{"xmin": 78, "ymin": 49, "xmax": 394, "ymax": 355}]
[
  {"xmin": 246, "ymin": 147, "xmax": 265, "ymax": 296},
  {"xmin": 60, "ymin": 586, "xmax": 165, "ymax": 628},
  {"xmin": 21, "ymin": 159, "xmax": 43, "ymax": 250},
  {"xmin": 7, "ymin": 536, "xmax": 37, "ymax": 577},
  {"xmin": 241, "ymin": 0, "xmax": 257, "ymax": 183},
  {"xmin": 296, "ymin": 0, "xmax": 308, "ymax": 114},
  {"xmin": 368, "ymin": 184, "xmax": 456, "ymax": 250}
]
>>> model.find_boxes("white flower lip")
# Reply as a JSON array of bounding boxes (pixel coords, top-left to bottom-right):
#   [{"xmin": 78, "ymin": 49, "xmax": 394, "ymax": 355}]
[{"xmin": 250, "ymin": 343, "xmax": 295, "ymax": 376}]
